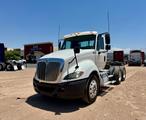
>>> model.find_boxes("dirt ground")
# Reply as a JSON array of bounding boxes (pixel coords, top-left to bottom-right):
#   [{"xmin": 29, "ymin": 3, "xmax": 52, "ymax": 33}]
[{"xmin": 0, "ymin": 66, "xmax": 146, "ymax": 120}]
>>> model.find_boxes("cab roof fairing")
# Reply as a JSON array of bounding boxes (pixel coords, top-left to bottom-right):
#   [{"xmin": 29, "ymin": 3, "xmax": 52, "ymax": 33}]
[{"xmin": 64, "ymin": 31, "xmax": 98, "ymax": 39}]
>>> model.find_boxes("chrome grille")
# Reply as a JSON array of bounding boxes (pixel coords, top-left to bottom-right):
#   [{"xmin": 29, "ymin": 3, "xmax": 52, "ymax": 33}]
[
  {"xmin": 45, "ymin": 62, "xmax": 61, "ymax": 81},
  {"xmin": 36, "ymin": 59, "xmax": 63, "ymax": 82},
  {"xmin": 37, "ymin": 62, "xmax": 46, "ymax": 80}
]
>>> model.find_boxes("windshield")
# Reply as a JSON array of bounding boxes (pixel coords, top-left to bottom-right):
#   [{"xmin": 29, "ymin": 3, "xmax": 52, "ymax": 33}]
[{"xmin": 61, "ymin": 35, "xmax": 96, "ymax": 49}]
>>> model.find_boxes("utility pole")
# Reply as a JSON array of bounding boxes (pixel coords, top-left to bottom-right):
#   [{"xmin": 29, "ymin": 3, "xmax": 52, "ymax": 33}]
[{"xmin": 107, "ymin": 11, "xmax": 110, "ymax": 33}]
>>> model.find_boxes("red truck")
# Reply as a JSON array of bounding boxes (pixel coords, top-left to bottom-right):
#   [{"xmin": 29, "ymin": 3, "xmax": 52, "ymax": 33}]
[
  {"xmin": 106, "ymin": 50, "xmax": 125, "ymax": 68},
  {"xmin": 24, "ymin": 42, "xmax": 53, "ymax": 63},
  {"xmin": 113, "ymin": 51, "xmax": 124, "ymax": 63}
]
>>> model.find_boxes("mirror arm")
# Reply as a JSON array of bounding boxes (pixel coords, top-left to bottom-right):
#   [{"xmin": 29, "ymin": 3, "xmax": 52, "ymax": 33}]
[
  {"xmin": 68, "ymin": 57, "xmax": 75, "ymax": 64},
  {"xmin": 74, "ymin": 52, "xmax": 79, "ymax": 69},
  {"xmin": 68, "ymin": 50, "xmax": 79, "ymax": 70}
]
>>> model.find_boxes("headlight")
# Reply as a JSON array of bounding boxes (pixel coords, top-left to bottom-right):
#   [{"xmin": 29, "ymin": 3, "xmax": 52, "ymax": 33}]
[{"xmin": 64, "ymin": 71, "xmax": 84, "ymax": 80}]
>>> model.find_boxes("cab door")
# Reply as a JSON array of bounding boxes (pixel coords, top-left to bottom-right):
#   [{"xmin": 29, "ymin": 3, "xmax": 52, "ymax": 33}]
[{"xmin": 95, "ymin": 34, "xmax": 107, "ymax": 70}]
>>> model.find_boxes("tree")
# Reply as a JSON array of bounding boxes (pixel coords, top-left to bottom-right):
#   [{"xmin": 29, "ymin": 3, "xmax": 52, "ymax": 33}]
[{"xmin": 5, "ymin": 50, "xmax": 21, "ymax": 61}]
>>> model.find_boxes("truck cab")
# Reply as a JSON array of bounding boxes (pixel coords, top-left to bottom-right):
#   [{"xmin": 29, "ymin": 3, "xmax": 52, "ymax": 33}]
[{"xmin": 33, "ymin": 31, "xmax": 126, "ymax": 104}]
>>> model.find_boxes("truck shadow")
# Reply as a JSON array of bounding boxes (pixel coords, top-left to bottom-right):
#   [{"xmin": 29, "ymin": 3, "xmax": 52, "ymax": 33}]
[
  {"xmin": 26, "ymin": 86, "xmax": 114, "ymax": 115},
  {"xmin": 100, "ymin": 86, "xmax": 114, "ymax": 97},
  {"xmin": 26, "ymin": 94, "xmax": 87, "ymax": 115}
]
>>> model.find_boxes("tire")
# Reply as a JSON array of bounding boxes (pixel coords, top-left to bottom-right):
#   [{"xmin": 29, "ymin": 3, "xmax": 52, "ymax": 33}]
[
  {"xmin": 109, "ymin": 66, "xmax": 115, "ymax": 75},
  {"xmin": 17, "ymin": 63, "xmax": 22, "ymax": 70},
  {"xmin": 0, "ymin": 64, "xmax": 3, "ymax": 71},
  {"xmin": 83, "ymin": 74, "xmax": 100, "ymax": 104},
  {"xmin": 113, "ymin": 66, "xmax": 122, "ymax": 85},
  {"xmin": 120, "ymin": 66, "xmax": 126, "ymax": 81},
  {"xmin": 6, "ymin": 64, "xmax": 14, "ymax": 71}
]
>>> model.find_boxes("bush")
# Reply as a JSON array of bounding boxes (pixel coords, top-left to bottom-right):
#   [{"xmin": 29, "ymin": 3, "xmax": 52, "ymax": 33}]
[{"xmin": 5, "ymin": 50, "xmax": 21, "ymax": 61}]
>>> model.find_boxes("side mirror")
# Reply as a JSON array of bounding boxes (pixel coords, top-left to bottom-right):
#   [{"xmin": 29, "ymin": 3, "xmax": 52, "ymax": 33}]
[
  {"xmin": 106, "ymin": 44, "xmax": 111, "ymax": 50},
  {"xmin": 105, "ymin": 33, "xmax": 110, "ymax": 44},
  {"xmin": 74, "ymin": 46, "xmax": 80, "ymax": 54}
]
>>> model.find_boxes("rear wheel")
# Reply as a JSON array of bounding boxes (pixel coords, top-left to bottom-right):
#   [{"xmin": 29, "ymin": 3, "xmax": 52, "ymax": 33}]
[
  {"xmin": 0, "ymin": 64, "xmax": 3, "ymax": 71},
  {"xmin": 83, "ymin": 74, "xmax": 100, "ymax": 104},
  {"xmin": 113, "ymin": 66, "xmax": 122, "ymax": 85},
  {"xmin": 6, "ymin": 64, "xmax": 14, "ymax": 71}
]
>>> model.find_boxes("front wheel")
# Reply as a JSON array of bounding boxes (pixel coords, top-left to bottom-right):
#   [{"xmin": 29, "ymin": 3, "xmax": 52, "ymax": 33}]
[{"xmin": 83, "ymin": 74, "xmax": 100, "ymax": 104}]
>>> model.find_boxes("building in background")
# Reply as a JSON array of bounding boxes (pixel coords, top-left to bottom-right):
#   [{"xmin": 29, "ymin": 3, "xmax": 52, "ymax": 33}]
[{"xmin": 24, "ymin": 42, "xmax": 53, "ymax": 63}]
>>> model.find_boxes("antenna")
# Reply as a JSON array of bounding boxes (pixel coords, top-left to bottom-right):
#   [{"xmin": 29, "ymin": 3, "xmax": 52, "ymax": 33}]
[
  {"xmin": 107, "ymin": 11, "xmax": 110, "ymax": 33},
  {"xmin": 58, "ymin": 24, "xmax": 61, "ymax": 49}
]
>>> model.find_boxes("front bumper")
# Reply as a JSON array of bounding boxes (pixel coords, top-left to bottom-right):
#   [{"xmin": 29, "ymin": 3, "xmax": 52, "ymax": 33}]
[{"xmin": 33, "ymin": 78, "xmax": 87, "ymax": 99}]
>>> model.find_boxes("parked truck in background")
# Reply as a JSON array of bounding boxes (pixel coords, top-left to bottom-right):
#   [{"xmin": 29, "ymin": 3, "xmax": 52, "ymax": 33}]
[
  {"xmin": 107, "ymin": 50, "xmax": 125, "ymax": 66},
  {"xmin": 113, "ymin": 51, "xmax": 124, "ymax": 63},
  {"xmin": 0, "ymin": 43, "xmax": 5, "ymax": 70},
  {"xmin": 107, "ymin": 50, "xmax": 124, "ymax": 63},
  {"xmin": 33, "ymin": 31, "xmax": 126, "ymax": 104},
  {"xmin": 128, "ymin": 50, "xmax": 142, "ymax": 66},
  {"xmin": 141, "ymin": 51, "xmax": 145, "ymax": 64},
  {"xmin": 0, "ymin": 43, "xmax": 25, "ymax": 71},
  {"xmin": 24, "ymin": 42, "xmax": 53, "ymax": 63}
]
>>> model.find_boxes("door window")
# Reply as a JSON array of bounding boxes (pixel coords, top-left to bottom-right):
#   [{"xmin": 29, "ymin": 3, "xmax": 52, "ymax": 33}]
[{"xmin": 97, "ymin": 36, "xmax": 104, "ymax": 50}]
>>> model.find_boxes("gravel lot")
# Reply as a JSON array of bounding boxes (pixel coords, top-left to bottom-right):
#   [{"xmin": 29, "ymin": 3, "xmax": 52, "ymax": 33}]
[{"xmin": 0, "ymin": 66, "xmax": 146, "ymax": 120}]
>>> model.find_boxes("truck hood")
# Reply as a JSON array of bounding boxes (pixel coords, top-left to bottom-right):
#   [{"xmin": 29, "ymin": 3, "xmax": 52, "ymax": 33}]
[{"xmin": 40, "ymin": 49, "xmax": 94, "ymax": 61}]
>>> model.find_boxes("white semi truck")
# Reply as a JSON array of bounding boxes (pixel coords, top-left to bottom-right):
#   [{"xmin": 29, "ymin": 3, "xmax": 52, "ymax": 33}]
[{"xmin": 33, "ymin": 31, "xmax": 126, "ymax": 104}]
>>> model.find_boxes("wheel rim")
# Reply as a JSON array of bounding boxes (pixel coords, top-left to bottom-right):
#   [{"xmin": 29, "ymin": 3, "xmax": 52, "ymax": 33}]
[
  {"xmin": 7, "ymin": 65, "xmax": 11, "ymax": 70},
  {"xmin": 119, "ymin": 71, "xmax": 122, "ymax": 82},
  {"xmin": 89, "ymin": 80, "xmax": 97, "ymax": 99},
  {"xmin": 123, "ymin": 72, "xmax": 126, "ymax": 79},
  {"xmin": 123, "ymin": 69, "xmax": 126, "ymax": 79}
]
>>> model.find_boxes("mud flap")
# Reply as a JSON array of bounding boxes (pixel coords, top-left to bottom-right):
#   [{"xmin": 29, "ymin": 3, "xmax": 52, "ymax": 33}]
[
  {"xmin": 13, "ymin": 65, "xmax": 18, "ymax": 71},
  {"xmin": 21, "ymin": 65, "xmax": 26, "ymax": 70}
]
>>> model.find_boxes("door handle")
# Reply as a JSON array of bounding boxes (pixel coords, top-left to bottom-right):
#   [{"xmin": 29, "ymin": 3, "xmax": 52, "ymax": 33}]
[{"xmin": 93, "ymin": 51, "xmax": 96, "ymax": 54}]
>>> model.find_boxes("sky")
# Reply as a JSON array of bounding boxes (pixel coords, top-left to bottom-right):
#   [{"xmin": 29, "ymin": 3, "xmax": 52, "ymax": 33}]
[{"xmin": 0, "ymin": 0, "xmax": 146, "ymax": 50}]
